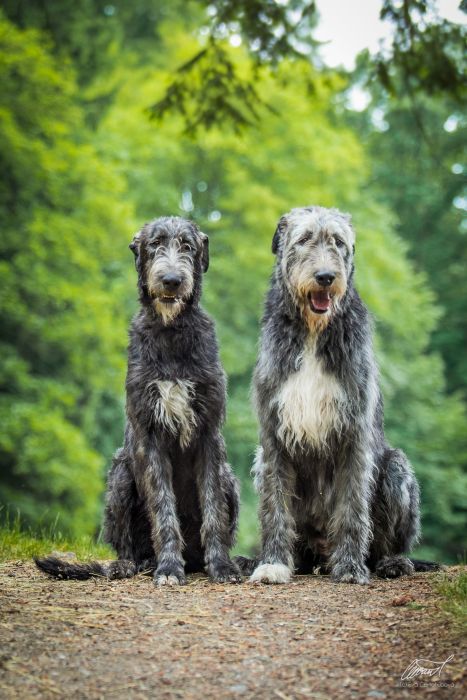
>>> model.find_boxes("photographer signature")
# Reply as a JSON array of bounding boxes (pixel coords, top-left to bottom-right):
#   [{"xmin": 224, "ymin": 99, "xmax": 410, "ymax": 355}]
[{"xmin": 401, "ymin": 654, "xmax": 454, "ymax": 681}]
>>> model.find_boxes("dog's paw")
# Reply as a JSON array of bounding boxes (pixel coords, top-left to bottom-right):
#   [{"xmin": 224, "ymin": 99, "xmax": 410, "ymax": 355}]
[
  {"xmin": 249, "ymin": 563, "xmax": 292, "ymax": 585},
  {"xmin": 154, "ymin": 564, "xmax": 186, "ymax": 587},
  {"xmin": 209, "ymin": 560, "xmax": 242, "ymax": 584},
  {"xmin": 376, "ymin": 555, "xmax": 414, "ymax": 579},
  {"xmin": 233, "ymin": 555, "xmax": 257, "ymax": 576},
  {"xmin": 136, "ymin": 558, "xmax": 157, "ymax": 576},
  {"xmin": 106, "ymin": 560, "xmax": 137, "ymax": 580},
  {"xmin": 331, "ymin": 561, "xmax": 370, "ymax": 585},
  {"xmin": 155, "ymin": 573, "xmax": 186, "ymax": 586}
]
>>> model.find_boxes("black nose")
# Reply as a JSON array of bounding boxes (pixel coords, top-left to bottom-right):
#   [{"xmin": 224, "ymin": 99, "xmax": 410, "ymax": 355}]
[
  {"xmin": 315, "ymin": 271, "xmax": 336, "ymax": 287},
  {"xmin": 162, "ymin": 273, "xmax": 182, "ymax": 292}
]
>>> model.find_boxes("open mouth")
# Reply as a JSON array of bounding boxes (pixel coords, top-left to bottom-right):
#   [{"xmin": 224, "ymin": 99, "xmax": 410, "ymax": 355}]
[
  {"xmin": 159, "ymin": 295, "xmax": 179, "ymax": 305},
  {"xmin": 308, "ymin": 291, "xmax": 332, "ymax": 314}
]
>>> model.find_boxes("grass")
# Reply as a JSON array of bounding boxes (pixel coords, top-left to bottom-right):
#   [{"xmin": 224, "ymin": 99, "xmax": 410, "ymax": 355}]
[
  {"xmin": 0, "ymin": 514, "xmax": 112, "ymax": 563},
  {"xmin": 0, "ymin": 505, "xmax": 258, "ymax": 563},
  {"xmin": 0, "ymin": 495, "xmax": 259, "ymax": 564},
  {"xmin": 434, "ymin": 568, "xmax": 467, "ymax": 630}
]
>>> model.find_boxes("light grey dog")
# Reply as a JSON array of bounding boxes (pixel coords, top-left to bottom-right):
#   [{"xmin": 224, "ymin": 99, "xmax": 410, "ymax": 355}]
[{"xmin": 243, "ymin": 206, "xmax": 437, "ymax": 585}]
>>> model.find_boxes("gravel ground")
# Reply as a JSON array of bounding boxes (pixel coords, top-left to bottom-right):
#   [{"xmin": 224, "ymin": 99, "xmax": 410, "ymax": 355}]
[{"xmin": 0, "ymin": 561, "xmax": 465, "ymax": 699}]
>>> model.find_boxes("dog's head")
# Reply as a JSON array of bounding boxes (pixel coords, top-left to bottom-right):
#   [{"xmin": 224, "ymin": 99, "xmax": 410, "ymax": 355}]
[
  {"xmin": 272, "ymin": 206, "xmax": 355, "ymax": 331},
  {"xmin": 130, "ymin": 216, "xmax": 209, "ymax": 324}
]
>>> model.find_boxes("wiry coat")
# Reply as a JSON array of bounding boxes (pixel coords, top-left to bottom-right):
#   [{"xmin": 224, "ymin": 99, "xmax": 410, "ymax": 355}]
[
  {"xmin": 245, "ymin": 207, "xmax": 433, "ymax": 584},
  {"xmin": 36, "ymin": 217, "xmax": 241, "ymax": 585}
]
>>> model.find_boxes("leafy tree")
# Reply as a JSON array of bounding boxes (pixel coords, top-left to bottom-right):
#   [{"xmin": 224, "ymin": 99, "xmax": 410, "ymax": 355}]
[
  {"xmin": 146, "ymin": 0, "xmax": 466, "ymax": 133},
  {"xmin": 2, "ymin": 1, "xmax": 464, "ymax": 133},
  {"xmin": 373, "ymin": 0, "xmax": 466, "ymax": 102},
  {"xmin": 0, "ymin": 16, "xmax": 135, "ymax": 534},
  {"xmin": 0, "ymin": 1, "xmax": 190, "ymax": 81},
  {"xmin": 352, "ymin": 90, "xmax": 466, "ymax": 396}
]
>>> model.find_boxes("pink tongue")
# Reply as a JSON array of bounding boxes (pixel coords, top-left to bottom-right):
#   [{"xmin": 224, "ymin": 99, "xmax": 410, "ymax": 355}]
[{"xmin": 311, "ymin": 292, "xmax": 331, "ymax": 311}]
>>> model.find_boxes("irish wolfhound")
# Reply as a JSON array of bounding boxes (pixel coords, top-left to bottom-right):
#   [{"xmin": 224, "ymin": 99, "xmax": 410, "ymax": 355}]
[
  {"xmin": 242, "ymin": 206, "xmax": 437, "ymax": 584},
  {"xmin": 36, "ymin": 216, "xmax": 241, "ymax": 585}
]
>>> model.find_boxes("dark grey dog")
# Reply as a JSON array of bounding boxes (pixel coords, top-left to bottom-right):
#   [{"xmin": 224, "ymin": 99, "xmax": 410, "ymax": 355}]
[
  {"xmin": 36, "ymin": 216, "xmax": 241, "ymax": 585},
  {"xmin": 243, "ymin": 206, "xmax": 437, "ymax": 585}
]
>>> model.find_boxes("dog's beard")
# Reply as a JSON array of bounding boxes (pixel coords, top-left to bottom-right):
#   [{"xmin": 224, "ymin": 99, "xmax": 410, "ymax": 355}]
[
  {"xmin": 153, "ymin": 297, "xmax": 185, "ymax": 325},
  {"xmin": 300, "ymin": 296, "xmax": 335, "ymax": 333},
  {"xmin": 145, "ymin": 257, "xmax": 194, "ymax": 325}
]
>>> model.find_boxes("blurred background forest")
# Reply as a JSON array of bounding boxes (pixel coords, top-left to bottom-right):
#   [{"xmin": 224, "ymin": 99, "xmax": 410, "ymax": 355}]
[{"xmin": 0, "ymin": 0, "xmax": 465, "ymax": 562}]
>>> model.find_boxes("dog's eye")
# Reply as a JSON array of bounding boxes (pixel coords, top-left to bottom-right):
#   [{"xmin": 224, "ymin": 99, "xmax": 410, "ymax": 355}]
[
  {"xmin": 334, "ymin": 238, "xmax": 345, "ymax": 249},
  {"xmin": 180, "ymin": 242, "xmax": 193, "ymax": 253},
  {"xmin": 149, "ymin": 238, "xmax": 162, "ymax": 249},
  {"xmin": 298, "ymin": 233, "xmax": 312, "ymax": 245}
]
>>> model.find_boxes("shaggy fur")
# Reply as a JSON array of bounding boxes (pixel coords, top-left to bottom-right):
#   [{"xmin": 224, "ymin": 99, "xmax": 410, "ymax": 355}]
[
  {"xmin": 36, "ymin": 216, "xmax": 241, "ymax": 586},
  {"xmin": 244, "ymin": 206, "xmax": 437, "ymax": 585}
]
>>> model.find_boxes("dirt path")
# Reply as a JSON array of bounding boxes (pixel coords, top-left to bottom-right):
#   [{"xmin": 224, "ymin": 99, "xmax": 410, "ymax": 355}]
[{"xmin": 0, "ymin": 562, "xmax": 465, "ymax": 699}]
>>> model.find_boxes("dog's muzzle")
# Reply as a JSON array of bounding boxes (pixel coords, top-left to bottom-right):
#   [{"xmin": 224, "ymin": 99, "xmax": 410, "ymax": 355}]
[
  {"xmin": 150, "ymin": 273, "xmax": 185, "ymax": 304},
  {"xmin": 160, "ymin": 273, "xmax": 182, "ymax": 303},
  {"xmin": 307, "ymin": 270, "xmax": 338, "ymax": 314}
]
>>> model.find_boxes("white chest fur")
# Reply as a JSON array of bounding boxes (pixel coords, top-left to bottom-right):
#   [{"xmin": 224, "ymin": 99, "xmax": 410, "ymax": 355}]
[
  {"xmin": 275, "ymin": 343, "xmax": 345, "ymax": 452},
  {"xmin": 153, "ymin": 380, "xmax": 196, "ymax": 449}
]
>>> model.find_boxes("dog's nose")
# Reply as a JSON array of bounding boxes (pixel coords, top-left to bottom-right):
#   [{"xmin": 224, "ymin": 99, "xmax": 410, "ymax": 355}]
[
  {"xmin": 315, "ymin": 271, "xmax": 336, "ymax": 287},
  {"xmin": 162, "ymin": 273, "xmax": 182, "ymax": 292}
]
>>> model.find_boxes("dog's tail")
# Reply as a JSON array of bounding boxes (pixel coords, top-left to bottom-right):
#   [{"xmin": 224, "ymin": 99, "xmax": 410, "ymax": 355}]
[
  {"xmin": 34, "ymin": 556, "xmax": 109, "ymax": 580},
  {"xmin": 410, "ymin": 558, "xmax": 441, "ymax": 572},
  {"xmin": 34, "ymin": 556, "xmax": 150, "ymax": 581}
]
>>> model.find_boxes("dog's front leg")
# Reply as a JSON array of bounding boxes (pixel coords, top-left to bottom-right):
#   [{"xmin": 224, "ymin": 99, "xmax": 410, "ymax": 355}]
[
  {"xmin": 145, "ymin": 448, "xmax": 186, "ymax": 586},
  {"xmin": 328, "ymin": 439, "xmax": 372, "ymax": 585},
  {"xmin": 250, "ymin": 447, "xmax": 296, "ymax": 584},
  {"xmin": 196, "ymin": 435, "xmax": 242, "ymax": 583}
]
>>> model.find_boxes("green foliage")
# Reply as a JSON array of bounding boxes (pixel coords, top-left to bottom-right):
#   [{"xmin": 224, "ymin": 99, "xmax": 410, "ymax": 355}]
[
  {"xmin": 148, "ymin": 1, "xmax": 318, "ymax": 133},
  {"xmin": 0, "ymin": 16, "xmax": 135, "ymax": 535},
  {"xmin": 345, "ymin": 7, "xmax": 467, "ymax": 561},
  {"xmin": 203, "ymin": 0, "xmax": 317, "ymax": 63},
  {"xmin": 148, "ymin": 40, "xmax": 276, "ymax": 135},
  {"xmin": 375, "ymin": 1, "xmax": 466, "ymax": 101},
  {"xmin": 350, "ymin": 87, "xmax": 467, "ymax": 397},
  {"xmin": 0, "ymin": 1, "xmax": 191, "ymax": 82}
]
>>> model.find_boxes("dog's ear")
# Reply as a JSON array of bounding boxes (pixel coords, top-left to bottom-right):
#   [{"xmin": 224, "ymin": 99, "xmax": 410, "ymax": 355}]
[
  {"xmin": 129, "ymin": 229, "xmax": 142, "ymax": 258},
  {"xmin": 200, "ymin": 231, "xmax": 209, "ymax": 272},
  {"xmin": 272, "ymin": 215, "xmax": 288, "ymax": 255}
]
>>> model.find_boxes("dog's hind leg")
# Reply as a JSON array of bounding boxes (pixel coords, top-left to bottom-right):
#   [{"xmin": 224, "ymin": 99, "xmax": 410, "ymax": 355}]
[
  {"xmin": 104, "ymin": 448, "xmax": 138, "ymax": 559},
  {"xmin": 102, "ymin": 447, "xmax": 154, "ymax": 579},
  {"xmin": 196, "ymin": 434, "xmax": 242, "ymax": 583},
  {"xmin": 370, "ymin": 448, "xmax": 437, "ymax": 578},
  {"xmin": 233, "ymin": 555, "xmax": 259, "ymax": 576},
  {"xmin": 144, "ymin": 446, "xmax": 187, "ymax": 586}
]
